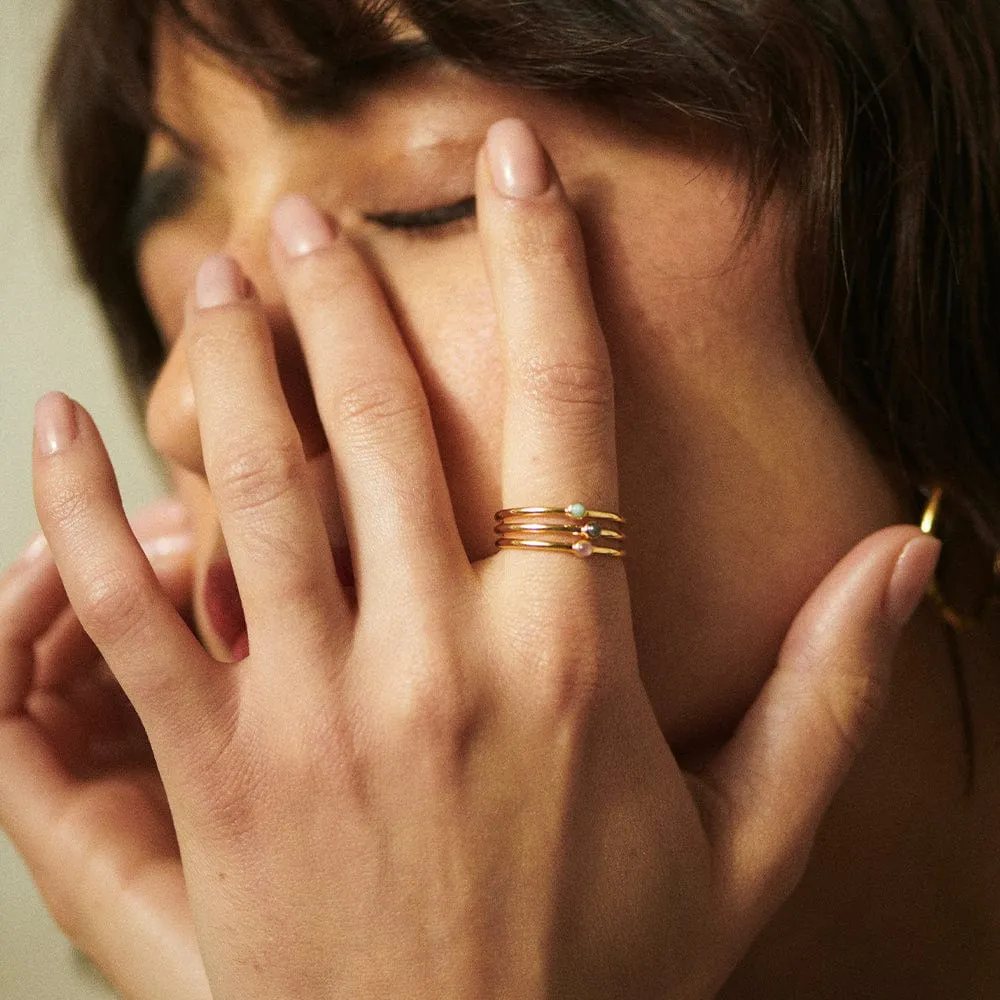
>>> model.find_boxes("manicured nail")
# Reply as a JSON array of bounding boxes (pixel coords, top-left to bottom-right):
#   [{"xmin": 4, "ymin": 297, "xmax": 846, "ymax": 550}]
[
  {"xmin": 885, "ymin": 535, "xmax": 942, "ymax": 626},
  {"xmin": 195, "ymin": 255, "xmax": 250, "ymax": 310},
  {"xmin": 486, "ymin": 119, "xmax": 550, "ymax": 198},
  {"xmin": 141, "ymin": 532, "xmax": 195, "ymax": 561},
  {"xmin": 34, "ymin": 392, "xmax": 78, "ymax": 456},
  {"xmin": 18, "ymin": 532, "xmax": 49, "ymax": 567},
  {"xmin": 130, "ymin": 498, "xmax": 191, "ymax": 540},
  {"xmin": 272, "ymin": 195, "xmax": 337, "ymax": 258}
]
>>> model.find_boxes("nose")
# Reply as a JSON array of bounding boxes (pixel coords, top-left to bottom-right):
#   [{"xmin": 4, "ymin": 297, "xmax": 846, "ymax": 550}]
[{"xmin": 145, "ymin": 201, "xmax": 331, "ymax": 477}]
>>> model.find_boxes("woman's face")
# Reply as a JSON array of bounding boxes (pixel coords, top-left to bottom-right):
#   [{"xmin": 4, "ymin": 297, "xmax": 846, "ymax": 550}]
[{"xmin": 140, "ymin": 21, "xmax": 903, "ymax": 750}]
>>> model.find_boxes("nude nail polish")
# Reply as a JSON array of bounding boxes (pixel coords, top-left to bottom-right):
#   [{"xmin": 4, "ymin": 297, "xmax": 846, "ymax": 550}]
[
  {"xmin": 34, "ymin": 392, "xmax": 78, "ymax": 456},
  {"xmin": 272, "ymin": 195, "xmax": 338, "ymax": 258},
  {"xmin": 196, "ymin": 255, "xmax": 250, "ymax": 309},
  {"xmin": 486, "ymin": 119, "xmax": 550, "ymax": 198},
  {"xmin": 885, "ymin": 535, "xmax": 942, "ymax": 627},
  {"xmin": 18, "ymin": 532, "xmax": 49, "ymax": 567}
]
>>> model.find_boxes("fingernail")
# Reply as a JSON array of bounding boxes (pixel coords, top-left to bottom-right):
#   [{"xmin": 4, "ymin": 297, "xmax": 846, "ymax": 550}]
[
  {"xmin": 195, "ymin": 255, "xmax": 250, "ymax": 310},
  {"xmin": 34, "ymin": 392, "xmax": 78, "ymax": 456},
  {"xmin": 18, "ymin": 532, "xmax": 49, "ymax": 567},
  {"xmin": 141, "ymin": 532, "xmax": 195, "ymax": 561},
  {"xmin": 885, "ymin": 535, "xmax": 942, "ymax": 626},
  {"xmin": 272, "ymin": 195, "xmax": 337, "ymax": 258},
  {"xmin": 487, "ymin": 119, "xmax": 550, "ymax": 199},
  {"xmin": 130, "ymin": 498, "xmax": 191, "ymax": 540}
]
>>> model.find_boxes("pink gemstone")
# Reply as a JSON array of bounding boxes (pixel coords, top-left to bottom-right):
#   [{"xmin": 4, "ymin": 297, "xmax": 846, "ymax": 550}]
[{"xmin": 573, "ymin": 540, "xmax": 595, "ymax": 558}]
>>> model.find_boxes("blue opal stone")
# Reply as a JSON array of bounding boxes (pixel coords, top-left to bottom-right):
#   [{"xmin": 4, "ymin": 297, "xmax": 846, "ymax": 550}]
[{"xmin": 568, "ymin": 503, "xmax": 587, "ymax": 518}]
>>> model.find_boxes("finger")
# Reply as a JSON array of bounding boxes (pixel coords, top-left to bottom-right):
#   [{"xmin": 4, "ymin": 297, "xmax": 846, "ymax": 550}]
[
  {"xmin": 185, "ymin": 255, "xmax": 348, "ymax": 652},
  {"xmin": 697, "ymin": 526, "xmax": 940, "ymax": 925},
  {"xmin": 35, "ymin": 514, "xmax": 194, "ymax": 691},
  {"xmin": 477, "ymin": 120, "xmax": 619, "ymax": 518},
  {"xmin": 0, "ymin": 534, "xmax": 72, "ymax": 713},
  {"xmin": 269, "ymin": 195, "xmax": 469, "ymax": 601},
  {"xmin": 31, "ymin": 392, "xmax": 219, "ymax": 753},
  {"xmin": 33, "ymin": 604, "xmax": 99, "ymax": 689},
  {"xmin": 0, "ymin": 719, "xmax": 212, "ymax": 1000}
]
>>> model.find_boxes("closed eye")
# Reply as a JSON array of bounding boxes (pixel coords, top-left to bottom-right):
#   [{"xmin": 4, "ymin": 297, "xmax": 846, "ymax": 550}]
[
  {"xmin": 128, "ymin": 169, "xmax": 476, "ymax": 249},
  {"xmin": 365, "ymin": 195, "xmax": 476, "ymax": 234},
  {"xmin": 127, "ymin": 164, "xmax": 197, "ymax": 250}
]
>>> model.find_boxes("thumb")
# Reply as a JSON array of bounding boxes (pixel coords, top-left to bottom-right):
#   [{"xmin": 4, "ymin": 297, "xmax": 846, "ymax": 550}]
[{"xmin": 696, "ymin": 525, "xmax": 940, "ymax": 926}]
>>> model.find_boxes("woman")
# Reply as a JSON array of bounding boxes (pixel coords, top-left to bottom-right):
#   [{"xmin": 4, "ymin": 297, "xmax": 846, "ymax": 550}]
[{"xmin": 1, "ymin": 0, "xmax": 998, "ymax": 996}]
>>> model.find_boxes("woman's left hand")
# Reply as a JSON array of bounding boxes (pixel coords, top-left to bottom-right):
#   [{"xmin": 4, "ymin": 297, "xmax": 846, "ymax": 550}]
[
  {"xmin": 0, "ymin": 499, "xmax": 212, "ymax": 1000},
  {"xmin": 29, "ymin": 120, "xmax": 938, "ymax": 1000}
]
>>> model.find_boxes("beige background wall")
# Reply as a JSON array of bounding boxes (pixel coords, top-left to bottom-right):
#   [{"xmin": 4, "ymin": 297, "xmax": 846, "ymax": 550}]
[{"xmin": 1, "ymin": 0, "xmax": 164, "ymax": 996}]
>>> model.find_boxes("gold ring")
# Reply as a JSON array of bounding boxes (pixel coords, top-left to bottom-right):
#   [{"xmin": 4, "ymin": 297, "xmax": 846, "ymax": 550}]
[
  {"xmin": 495, "ymin": 504, "xmax": 624, "ymax": 524},
  {"xmin": 495, "ymin": 538, "xmax": 626, "ymax": 558},
  {"xmin": 494, "ymin": 522, "xmax": 626, "ymax": 541},
  {"xmin": 493, "ymin": 502, "xmax": 626, "ymax": 558}
]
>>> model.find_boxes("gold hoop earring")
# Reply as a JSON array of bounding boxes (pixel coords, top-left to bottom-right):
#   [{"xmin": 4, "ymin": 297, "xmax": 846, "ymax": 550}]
[{"xmin": 919, "ymin": 487, "xmax": 1000, "ymax": 632}]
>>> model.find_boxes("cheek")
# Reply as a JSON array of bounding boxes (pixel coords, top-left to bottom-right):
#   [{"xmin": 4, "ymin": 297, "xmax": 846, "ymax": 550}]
[
  {"xmin": 581, "ymin": 179, "xmax": 901, "ymax": 743},
  {"xmin": 138, "ymin": 231, "xmax": 211, "ymax": 343}
]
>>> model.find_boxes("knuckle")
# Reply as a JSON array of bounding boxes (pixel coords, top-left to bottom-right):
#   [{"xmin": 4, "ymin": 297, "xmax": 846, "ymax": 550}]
[
  {"xmin": 816, "ymin": 668, "xmax": 887, "ymax": 759},
  {"xmin": 333, "ymin": 374, "xmax": 428, "ymax": 443},
  {"xmin": 511, "ymin": 622, "xmax": 603, "ymax": 721},
  {"xmin": 378, "ymin": 646, "xmax": 476, "ymax": 759},
  {"xmin": 212, "ymin": 436, "xmax": 306, "ymax": 517},
  {"xmin": 537, "ymin": 648, "xmax": 602, "ymax": 722},
  {"xmin": 76, "ymin": 564, "xmax": 148, "ymax": 645},
  {"xmin": 515, "ymin": 357, "xmax": 614, "ymax": 421}
]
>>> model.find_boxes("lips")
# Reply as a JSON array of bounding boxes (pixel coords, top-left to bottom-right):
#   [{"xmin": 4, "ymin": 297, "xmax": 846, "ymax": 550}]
[{"xmin": 202, "ymin": 548, "xmax": 355, "ymax": 660}]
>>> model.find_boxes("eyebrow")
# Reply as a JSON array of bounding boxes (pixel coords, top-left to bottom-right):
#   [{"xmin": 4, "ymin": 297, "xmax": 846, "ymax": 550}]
[{"xmin": 146, "ymin": 36, "xmax": 444, "ymax": 157}]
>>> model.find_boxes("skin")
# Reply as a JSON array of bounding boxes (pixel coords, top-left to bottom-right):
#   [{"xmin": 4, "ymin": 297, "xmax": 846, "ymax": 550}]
[
  {"xmin": 141, "ymin": 26, "xmax": 901, "ymax": 746},
  {"xmin": 1, "ymin": 18, "xmax": 997, "ymax": 1000}
]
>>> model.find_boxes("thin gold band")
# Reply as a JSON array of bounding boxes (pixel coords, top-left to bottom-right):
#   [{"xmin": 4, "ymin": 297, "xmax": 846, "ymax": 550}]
[
  {"xmin": 493, "ymin": 503, "xmax": 627, "ymax": 558},
  {"xmin": 494, "ymin": 505, "xmax": 624, "ymax": 524},
  {"xmin": 495, "ymin": 538, "xmax": 626, "ymax": 558},
  {"xmin": 494, "ymin": 522, "xmax": 626, "ymax": 541}
]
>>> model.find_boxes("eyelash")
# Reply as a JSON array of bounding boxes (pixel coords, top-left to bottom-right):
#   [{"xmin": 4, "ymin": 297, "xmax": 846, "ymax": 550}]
[
  {"xmin": 126, "ymin": 166, "xmax": 196, "ymax": 249},
  {"xmin": 128, "ymin": 166, "xmax": 477, "ymax": 246},
  {"xmin": 365, "ymin": 196, "xmax": 477, "ymax": 234}
]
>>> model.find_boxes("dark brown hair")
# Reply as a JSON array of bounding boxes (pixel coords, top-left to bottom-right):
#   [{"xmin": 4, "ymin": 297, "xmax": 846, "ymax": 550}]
[{"xmin": 41, "ymin": 0, "xmax": 1000, "ymax": 546}]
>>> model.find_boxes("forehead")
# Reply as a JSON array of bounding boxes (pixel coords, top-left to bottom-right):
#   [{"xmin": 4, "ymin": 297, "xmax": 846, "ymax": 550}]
[
  {"xmin": 150, "ymin": 19, "xmax": 263, "ymax": 126},
  {"xmin": 148, "ymin": 20, "xmax": 461, "ymax": 164},
  {"xmin": 150, "ymin": 1, "xmax": 429, "ymax": 117}
]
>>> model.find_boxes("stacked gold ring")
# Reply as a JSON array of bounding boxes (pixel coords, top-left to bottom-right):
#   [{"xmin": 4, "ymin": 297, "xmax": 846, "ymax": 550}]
[{"xmin": 494, "ymin": 503, "xmax": 627, "ymax": 558}]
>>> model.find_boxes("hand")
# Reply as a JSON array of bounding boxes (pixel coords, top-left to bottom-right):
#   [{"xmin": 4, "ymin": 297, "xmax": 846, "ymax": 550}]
[
  {"xmin": 0, "ymin": 499, "xmax": 213, "ymax": 1000},
  {"xmin": 30, "ymin": 120, "xmax": 940, "ymax": 1000}
]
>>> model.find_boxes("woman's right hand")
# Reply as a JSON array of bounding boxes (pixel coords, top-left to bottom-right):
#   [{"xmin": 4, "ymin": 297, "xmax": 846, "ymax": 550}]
[{"xmin": 0, "ymin": 498, "xmax": 212, "ymax": 1000}]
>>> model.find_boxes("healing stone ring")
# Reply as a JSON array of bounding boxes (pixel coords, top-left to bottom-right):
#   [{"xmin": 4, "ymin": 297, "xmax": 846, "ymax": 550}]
[{"xmin": 493, "ymin": 504, "xmax": 626, "ymax": 558}]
